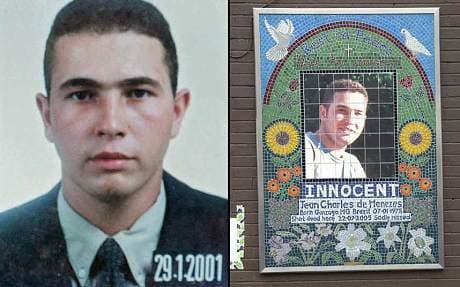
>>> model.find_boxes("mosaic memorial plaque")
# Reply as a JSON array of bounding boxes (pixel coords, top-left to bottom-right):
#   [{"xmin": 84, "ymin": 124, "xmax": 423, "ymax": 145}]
[{"xmin": 254, "ymin": 8, "xmax": 443, "ymax": 272}]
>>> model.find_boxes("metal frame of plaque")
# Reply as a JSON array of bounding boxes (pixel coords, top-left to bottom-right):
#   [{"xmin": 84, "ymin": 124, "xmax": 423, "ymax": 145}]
[{"xmin": 254, "ymin": 8, "xmax": 443, "ymax": 273}]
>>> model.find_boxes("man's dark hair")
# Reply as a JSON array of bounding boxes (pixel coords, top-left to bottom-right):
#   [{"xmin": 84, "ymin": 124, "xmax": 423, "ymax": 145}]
[
  {"xmin": 44, "ymin": 0, "xmax": 178, "ymax": 96},
  {"xmin": 320, "ymin": 79, "xmax": 368, "ymax": 108}
]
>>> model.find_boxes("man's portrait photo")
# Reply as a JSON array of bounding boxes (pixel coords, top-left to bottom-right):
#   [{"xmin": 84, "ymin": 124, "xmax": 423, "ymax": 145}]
[
  {"xmin": 302, "ymin": 72, "xmax": 397, "ymax": 179},
  {"xmin": 0, "ymin": 0, "xmax": 228, "ymax": 286}
]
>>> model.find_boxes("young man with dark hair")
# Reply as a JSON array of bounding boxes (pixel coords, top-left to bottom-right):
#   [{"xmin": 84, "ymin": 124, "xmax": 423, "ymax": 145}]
[
  {"xmin": 305, "ymin": 79, "xmax": 368, "ymax": 179},
  {"xmin": 0, "ymin": 1, "xmax": 227, "ymax": 286}
]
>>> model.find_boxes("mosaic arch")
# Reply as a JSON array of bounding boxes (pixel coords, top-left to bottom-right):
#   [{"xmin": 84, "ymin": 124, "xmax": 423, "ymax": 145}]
[
  {"xmin": 263, "ymin": 21, "xmax": 433, "ymax": 104},
  {"xmin": 254, "ymin": 8, "xmax": 443, "ymax": 273}
]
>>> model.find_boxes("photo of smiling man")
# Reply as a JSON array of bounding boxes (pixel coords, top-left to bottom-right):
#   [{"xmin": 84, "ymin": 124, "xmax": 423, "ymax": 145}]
[
  {"xmin": 0, "ymin": 0, "xmax": 227, "ymax": 286},
  {"xmin": 304, "ymin": 78, "xmax": 368, "ymax": 179}
]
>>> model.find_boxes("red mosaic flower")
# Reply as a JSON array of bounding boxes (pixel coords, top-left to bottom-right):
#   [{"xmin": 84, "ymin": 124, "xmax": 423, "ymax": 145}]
[
  {"xmin": 419, "ymin": 178, "xmax": 432, "ymax": 191},
  {"xmin": 400, "ymin": 184, "xmax": 413, "ymax": 197},
  {"xmin": 287, "ymin": 185, "xmax": 301, "ymax": 197},
  {"xmin": 291, "ymin": 166, "xmax": 302, "ymax": 177},
  {"xmin": 398, "ymin": 163, "xmax": 408, "ymax": 173},
  {"xmin": 400, "ymin": 75, "xmax": 413, "ymax": 89},
  {"xmin": 289, "ymin": 79, "xmax": 299, "ymax": 91},
  {"xmin": 267, "ymin": 179, "xmax": 280, "ymax": 193},
  {"xmin": 276, "ymin": 168, "xmax": 293, "ymax": 183},
  {"xmin": 406, "ymin": 165, "xmax": 422, "ymax": 181}
]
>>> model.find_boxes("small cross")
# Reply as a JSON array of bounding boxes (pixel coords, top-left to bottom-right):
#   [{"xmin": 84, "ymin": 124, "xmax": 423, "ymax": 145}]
[{"xmin": 345, "ymin": 44, "xmax": 353, "ymax": 58}]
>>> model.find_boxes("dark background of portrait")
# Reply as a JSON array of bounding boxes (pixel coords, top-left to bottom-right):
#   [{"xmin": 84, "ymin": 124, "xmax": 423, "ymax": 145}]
[
  {"xmin": 230, "ymin": 0, "xmax": 460, "ymax": 286},
  {"xmin": 302, "ymin": 72, "xmax": 396, "ymax": 178}
]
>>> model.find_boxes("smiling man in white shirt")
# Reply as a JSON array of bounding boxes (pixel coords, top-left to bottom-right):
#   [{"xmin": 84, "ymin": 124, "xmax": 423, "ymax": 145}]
[{"xmin": 305, "ymin": 79, "xmax": 368, "ymax": 179}]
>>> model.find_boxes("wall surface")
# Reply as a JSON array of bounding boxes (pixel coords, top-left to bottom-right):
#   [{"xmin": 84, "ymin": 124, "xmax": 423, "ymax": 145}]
[{"xmin": 230, "ymin": 0, "xmax": 460, "ymax": 286}]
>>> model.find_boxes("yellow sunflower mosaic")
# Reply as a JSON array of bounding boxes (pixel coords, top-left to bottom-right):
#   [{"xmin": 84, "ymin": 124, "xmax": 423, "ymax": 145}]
[
  {"xmin": 265, "ymin": 120, "xmax": 300, "ymax": 156},
  {"xmin": 399, "ymin": 121, "xmax": 432, "ymax": 156}
]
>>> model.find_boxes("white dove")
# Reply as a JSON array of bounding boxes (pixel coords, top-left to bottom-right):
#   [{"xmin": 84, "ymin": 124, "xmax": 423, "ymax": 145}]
[
  {"xmin": 264, "ymin": 18, "xmax": 294, "ymax": 61},
  {"xmin": 401, "ymin": 28, "xmax": 432, "ymax": 58}
]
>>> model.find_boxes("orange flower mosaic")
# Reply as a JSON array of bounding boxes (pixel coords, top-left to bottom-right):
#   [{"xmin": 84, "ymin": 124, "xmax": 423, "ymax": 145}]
[
  {"xmin": 287, "ymin": 185, "xmax": 301, "ymax": 197},
  {"xmin": 267, "ymin": 179, "xmax": 280, "ymax": 193},
  {"xmin": 419, "ymin": 178, "xmax": 432, "ymax": 191},
  {"xmin": 277, "ymin": 168, "xmax": 293, "ymax": 183},
  {"xmin": 291, "ymin": 166, "xmax": 302, "ymax": 176},
  {"xmin": 406, "ymin": 165, "xmax": 422, "ymax": 181},
  {"xmin": 398, "ymin": 162, "xmax": 408, "ymax": 173},
  {"xmin": 400, "ymin": 184, "xmax": 413, "ymax": 197}
]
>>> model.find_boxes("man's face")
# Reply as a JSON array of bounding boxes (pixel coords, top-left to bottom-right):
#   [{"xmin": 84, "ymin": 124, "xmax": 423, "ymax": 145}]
[
  {"xmin": 319, "ymin": 91, "xmax": 367, "ymax": 150},
  {"xmin": 36, "ymin": 31, "xmax": 189, "ymax": 200}
]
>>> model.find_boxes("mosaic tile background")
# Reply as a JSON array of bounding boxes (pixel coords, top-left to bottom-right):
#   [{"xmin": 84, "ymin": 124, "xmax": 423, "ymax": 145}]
[
  {"xmin": 258, "ymin": 11, "xmax": 441, "ymax": 271},
  {"xmin": 259, "ymin": 13, "xmax": 435, "ymax": 98}
]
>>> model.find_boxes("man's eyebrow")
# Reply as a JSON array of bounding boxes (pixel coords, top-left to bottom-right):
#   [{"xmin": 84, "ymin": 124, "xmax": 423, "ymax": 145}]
[
  {"xmin": 119, "ymin": 77, "xmax": 161, "ymax": 88},
  {"xmin": 58, "ymin": 77, "xmax": 161, "ymax": 91},
  {"xmin": 59, "ymin": 78, "xmax": 102, "ymax": 90},
  {"xmin": 336, "ymin": 105, "xmax": 351, "ymax": 110},
  {"xmin": 336, "ymin": 105, "xmax": 365, "ymax": 112}
]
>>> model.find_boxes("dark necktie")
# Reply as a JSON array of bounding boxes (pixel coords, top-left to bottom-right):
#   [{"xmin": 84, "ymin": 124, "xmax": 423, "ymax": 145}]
[{"xmin": 91, "ymin": 238, "xmax": 137, "ymax": 287}]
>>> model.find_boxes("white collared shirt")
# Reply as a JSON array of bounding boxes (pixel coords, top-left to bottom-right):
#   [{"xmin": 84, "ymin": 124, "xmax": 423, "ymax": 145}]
[
  {"xmin": 57, "ymin": 184, "xmax": 166, "ymax": 287},
  {"xmin": 304, "ymin": 132, "xmax": 367, "ymax": 179}
]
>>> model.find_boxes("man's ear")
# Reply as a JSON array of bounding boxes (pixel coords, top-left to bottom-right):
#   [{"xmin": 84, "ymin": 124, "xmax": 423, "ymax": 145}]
[
  {"xmin": 319, "ymin": 104, "xmax": 327, "ymax": 119},
  {"xmin": 35, "ymin": 93, "xmax": 54, "ymax": 142},
  {"xmin": 170, "ymin": 88, "xmax": 191, "ymax": 138}
]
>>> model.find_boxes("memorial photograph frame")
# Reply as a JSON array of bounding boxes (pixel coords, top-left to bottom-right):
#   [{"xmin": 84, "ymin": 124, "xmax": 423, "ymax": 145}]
[{"xmin": 254, "ymin": 8, "xmax": 443, "ymax": 273}]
